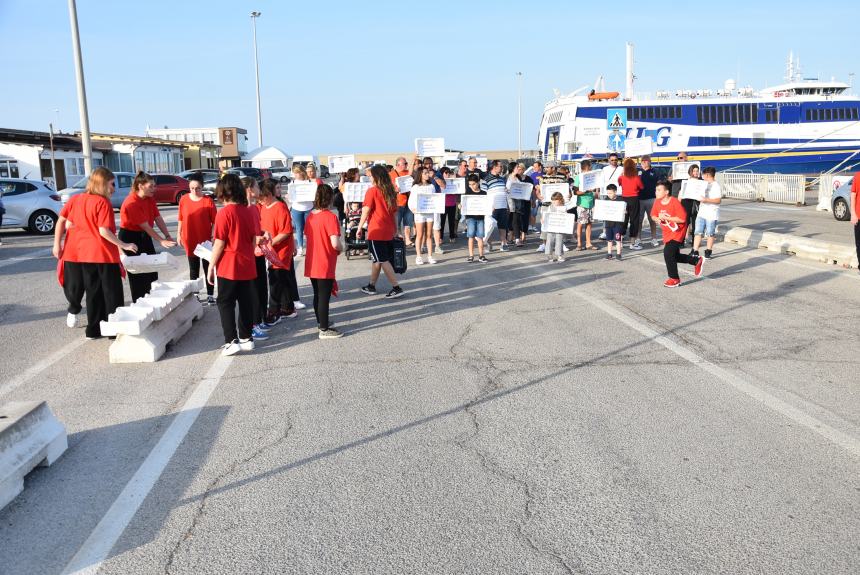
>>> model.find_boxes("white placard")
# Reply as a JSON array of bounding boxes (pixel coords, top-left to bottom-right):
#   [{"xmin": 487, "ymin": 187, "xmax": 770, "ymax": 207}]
[
  {"xmin": 680, "ymin": 178, "xmax": 708, "ymax": 201},
  {"xmin": 328, "ymin": 154, "xmax": 356, "ymax": 173},
  {"xmin": 672, "ymin": 161, "xmax": 700, "ymax": 180},
  {"xmin": 415, "ymin": 137, "xmax": 445, "ymax": 157},
  {"xmin": 540, "ymin": 182, "xmax": 570, "ymax": 200},
  {"xmin": 444, "ymin": 177, "xmax": 466, "ymax": 194},
  {"xmin": 289, "ymin": 182, "xmax": 317, "ymax": 203},
  {"xmin": 414, "ymin": 192, "xmax": 445, "ymax": 214},
  {"xmin": 476, "ymin": 157, "xmax": 488, "ymax": 172},
  {"xmin": 460, "ymin": 194, "xmax": 492, "ymax": 216},
  {"xmin": 579, "ymin": 170, "xmax": 604, "ymax": 192},
  {"xmin": 508, "ymin": 181, "xmax": 533, "ymax": 201},
  {"xmin": 344, "ymin": 182, "xmax": 371, "ymax": 203},
  {"xmin": 624, "ymin": 137, "xmax": 653, "ymax": 157},
  {"xmin": 593, "ymin": 199, "xmax": 627, "ymax": 222},
  {"xmin": 542, "ymin": 212, "xmax": 576, "ymax": 234},
  {"xmin": 395, "ymin": 175, "xmax": 413, "ymax": 194}
]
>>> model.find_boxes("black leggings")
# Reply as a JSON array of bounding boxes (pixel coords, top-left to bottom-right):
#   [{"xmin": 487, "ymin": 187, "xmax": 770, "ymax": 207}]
[
  {"xmin": 680, "ymin": 199, "xmax": 699, "ymax": 241},
  {"xmin": 267, "ymin": 267, "xmax": 296, "ymax": 314},
  {"xmin": 63, "ymin": 261, "xmax": 124, "ymax": 338},
  {"xmin": 118, "ymin": 229, "xmax": 157, "ymax": 302},
  {"xmin": 310, "ymin": 278, "xmax": 334, "ymax": 331},
  {"xmin": 439, "ymin": 205, "xmax": 458, "ymax": 239},
  {"xmin": 663, "ymin": 240, "xmax": 700, "ymax": 280},
  {"xmin": 216, "ymin": 277, "xmax": 254, "ymax": 343},
  {"xmin": 284, "ymin": 256, "xmax": 300, "ymax": 302},
  {"xmin": 187, "ymin": 255, "xmax": 213, "ymax": 296},
  {"xmin": 252, "ymin": 256, "xmax": 267, "ymax": 324},
  {"xmin": 623, "ymin": 197, "xmax": 641, "ymax": 238},
  {"xmin": 855, "ymin": 223, "xmax": 860, "ymax": 265}
]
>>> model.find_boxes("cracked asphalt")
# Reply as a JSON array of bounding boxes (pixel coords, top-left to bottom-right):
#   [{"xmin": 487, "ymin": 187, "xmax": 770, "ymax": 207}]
[{"xmin": 1, "ymin": 204, "xmax": 859, "ymax": 574}]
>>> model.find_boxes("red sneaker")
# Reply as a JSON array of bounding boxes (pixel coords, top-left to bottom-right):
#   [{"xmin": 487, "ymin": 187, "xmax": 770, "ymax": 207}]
[
  {"xmin": 693, "ymin": 256, "xmax": 704, "ymax": 277},
  {"xmin": 663, "ymin": 278, "xmax": 681, "ymax": 288}
]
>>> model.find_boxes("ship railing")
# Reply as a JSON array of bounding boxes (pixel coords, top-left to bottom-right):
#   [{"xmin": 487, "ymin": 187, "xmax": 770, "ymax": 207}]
[{"xmin": 716, "ymin": 173, "xmax": 805, "ymax": 205}]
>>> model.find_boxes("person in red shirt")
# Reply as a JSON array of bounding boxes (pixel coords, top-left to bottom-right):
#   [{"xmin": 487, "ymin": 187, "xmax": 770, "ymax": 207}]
[
  {"xmin": 851, "ymin": 173, "xmax": 860, "ymax": 273},
  {"xmin": 618, "ymin": 157, "xmax": 644, "ymax": 250},
  {"xmin": 304, "ymin": 184, "xmax": 344, "ymax": 338},
  {"xmin": 119, "ymin": 172, "xmax": 176, "ymax": 301},
  {"xmin": 177, "ymin": 174, "xmax": 217, "ymax": 304},
  {"xmin": 651, "ymin": 179, "xmax": 704, "ymax": 288},
  {"xmin": 357, "ymin": 165, "xmax": 404, "ymax": 298},
  {"xmin": 208, "ymin": 174, "xmax": 259, "ymax": 356},
  {"xmin": 389, "ymin": 157, "xmax": 414, "ymax": 246},
  {"xmin": 259, "ymin": 179, "xmax": 297, "ymax": 325},
  {"xmin": 52, "ymin": 167, "xmax": 138, "ymax": 338}
]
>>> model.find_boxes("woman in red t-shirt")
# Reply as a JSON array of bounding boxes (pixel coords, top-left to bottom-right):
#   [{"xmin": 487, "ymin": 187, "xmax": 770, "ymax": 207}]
[
  {"xmin": 356, "ymin": 165, "xmax": 404, "ymax": 298},
  {"xmin": 304, "ymin": 184, "xmax": 344, "ymax": 338},
  {"xmin": 259, "ymin": 179, "xmax": 297, "ymax": 323},
  {"xmin": 177, "ymin": 174, "xmax": 217, "ymax": 303},
  {"xmin": 52, "ymin": 167, "xmax": 138, "ymax": 338},
  {"xmin": 119, "ymin": 172, "xmax": 177, "ymax": 302},
  {"xmin": 617, "ymin": 158, "xmax": 645, "ymax": 249},
  {"xmin": 208, "ymin": 174, "xmax": 259, "ymax": 356},
  {"xmin": 651, "ymin": 179, "xmax": 704, "ymax": 287}
]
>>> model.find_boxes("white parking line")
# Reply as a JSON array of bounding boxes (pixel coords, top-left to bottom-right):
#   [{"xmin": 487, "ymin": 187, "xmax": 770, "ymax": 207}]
[
  {"xmin": 60, "ymin": 353, "xmax": 234, "ymax": 575},
  {"xmin": 0, "ymin": 248, "xmax": 53, "ymax": 270}
]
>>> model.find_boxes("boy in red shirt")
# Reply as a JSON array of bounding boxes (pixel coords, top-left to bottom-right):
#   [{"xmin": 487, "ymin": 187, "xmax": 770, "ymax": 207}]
[{"xmin": 651, "ymin": 180, "xmax": 704, "ymax": 287}]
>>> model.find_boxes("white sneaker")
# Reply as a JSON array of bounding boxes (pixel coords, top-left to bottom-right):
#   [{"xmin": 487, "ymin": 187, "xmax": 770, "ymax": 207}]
[
  {"xmin": 598, "ymin": 232, "xmax": 607, "ymax": 240},
  {"xmin": 296, "ymin": 246, "xmax": 304, "ymax": 257},
  {"xmin": 293, "ymin": 300, "xmax": 306, "ymax": 310},
  {"xmin": 499, "ymin": 243, "xmax": 508, "ymax": 252},
  {"xmin": 427, "ymin": 257, "xmax": 437, "ymax": 264},
  {"xmin": 651, "ymin": 239, "xmax": 660, "ymax": 247},
  {"xmin": 238, "ymin": 338, "xmax": 255, "ymax": 351},
  {"xmin": 221, "ymin": 340, "xmax": 241, "ymax": 356},
  {"xmin": 630, "ymin": 243, "xmax": 643, "ymax": 251},
  {"xmin": 535, "ymin": 244, "xmax": 545, "ymax": 253},
  {"xmin": 66, "ymin": 313, "xmax": 78, "ymax": 328},
  {"xmin": 562, "ymin": 244, "xmax": 569, "ymax": 252},
  {"xmin": 434, "ymin": 246, "xmax": 444, "ymax": 254},
  {"xmin": 416, "ymin": 256, "xmax": 424, "ymax": 265}
]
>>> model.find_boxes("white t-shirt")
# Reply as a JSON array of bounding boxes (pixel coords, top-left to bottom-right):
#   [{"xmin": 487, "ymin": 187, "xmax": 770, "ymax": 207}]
[{"xmin": 696, "ymin": 181, "xmax": 722, "ymax": 221}]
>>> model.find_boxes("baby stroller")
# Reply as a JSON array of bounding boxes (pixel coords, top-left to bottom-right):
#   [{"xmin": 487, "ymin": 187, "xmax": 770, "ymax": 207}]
[{"xmin": 343, "ymin": 218, "xmax": 368, "ymax": 260}]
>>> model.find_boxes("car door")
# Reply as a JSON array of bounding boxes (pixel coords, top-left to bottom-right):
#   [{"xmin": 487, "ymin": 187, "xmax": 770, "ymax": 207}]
[
  {"xmin": 112, "ymin": 174, "xmax": 133, "ymax": 209},
  {"xmin": 154, "ymin": 175, "xmax": 175, "ymax": 203},
  {"xmin": 0, "ymin": 181, "xmax": 36, "ymax": 227}
]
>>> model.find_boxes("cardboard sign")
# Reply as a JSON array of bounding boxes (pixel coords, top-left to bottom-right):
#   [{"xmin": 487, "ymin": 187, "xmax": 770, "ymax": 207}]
[
  {"xmin": 328, "ymin": 154, "xmax": 356, "ymax": 173},
  {"xmin": 579, "ymin": 170, "xmax": 603, "ymax": 192},
  {"xmin": 593, "ymin": 199, "xmax": 627, "ymax": 222},
  {"xmin": 508, "ymin": 181, "xmax": 533, "ymax": 201},
  {"xmin": 460, "ymin": 194, "xmax": 492, "ymax": 216},
  {"xmin": 680, "ymin": 178, "xmax": 708, "ymax": 201},
  {"xmin": 444, "ymin": 177, "xmax": 466, "ymax": 194},
  {"xmin": 624, "ymin": 137, "xmax": 653, "ymax": 157},
  {"xmin": 395, "ymin": 175, "xmax": 413, "ymax": 194},
  {"xmin": 540, "ymin": 182, "xmax": 570, "ymax": 201},
  {"xmin": 414, "ymin": 192, "xmax": 445, "ymax": 214},
  {"xmin": 672, "ymin": 161, "xmax": 701, "ymax": 180},
  {"xmin": 343, "ymin": 182, "xmax": 371, "ymax": 203},
  {"xmin": 415, "ymin": 137, "xmax": 445, "ymax": 157},
  {"xmin": 542, "ymin": 212, "xmax": 576, "ymax": 234},
  {"xmin": 289, "ymin": 182, "xmax": 317, "ymax": 203}
]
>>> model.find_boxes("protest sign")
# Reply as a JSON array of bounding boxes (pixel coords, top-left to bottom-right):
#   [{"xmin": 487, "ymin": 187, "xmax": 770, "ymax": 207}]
[
  {"xmin": 540, "ymin": 182, "xmax": 570, "ymax": 200},
  {"xmin": 672, "ymin": 161, "xmax": 700, "ymax": 180},
  {"xmin": 680, "ymin": 178, "xmax": 708, "ymax": 201},
  {"xmin": 289, "ymin": 182, "xmax": 317, "ymax": 203},
  {"xmin": 328, "ymin": 154, "xmax": 356, "ymax": 173},
  {"xmin": 343, "ymin": 182, "xmax": 371, "ymax": 203},
  {"xmin": 593, "ymin": 199, "xmax": 627, "ymax": 222},
  {"xmin": 508, "ymin": 181, "xmax": 533, "ymax": 201},
  {"xmin": 460, "ymin": 194, "xmax": 492, "ymax": 216},
  {"xmin": 624, "ymin": 137, "xmax": 653, "ymax": 157},
  {"xmin": 444, "ymin": 177, "xmax": 466, "ymax": 194},
  {"xmin": 542, "ymin": 212, "xmax": 576, "ymax": 234},
  {"xmin": 415, "ymin": 138, "xmax": 445, "ymax": 157},
  {"xmin": 395, "ymin": 175, "xmax": 413, "ymax": 194},
  {"xmin": 579, "ymin": 170, "xmax": 604, "ymax": 192},
  {"xmin": 414, "ymin": 192, "xmax": 446, "ymax": 214}
]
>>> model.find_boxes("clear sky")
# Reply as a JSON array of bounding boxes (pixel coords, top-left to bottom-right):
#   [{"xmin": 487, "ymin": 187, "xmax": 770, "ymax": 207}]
[{"xmin": 2, "ymin": 0, "xmax": 858, "ymax": 155}]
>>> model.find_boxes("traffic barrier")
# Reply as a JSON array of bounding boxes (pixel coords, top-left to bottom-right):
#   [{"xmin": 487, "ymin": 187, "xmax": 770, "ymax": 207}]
[
  {"xmin": 102, "ymin": 278, "xmax": 206, "ymax": 363},
  {"xmin": 724, "ymin": 226, "xmax": 858, "ymax": 268},
  {"xmin": 0, "ymin": 401, "xmax": 67, "ymax": 510},
  {"xmin": 717, "ymin": 174, "xmax": 804, "ymax": 205},
  {"xmin": 717, "ymin": 173, "xmax": 759, "ymax": 201},
  {"xmin": 764, "ymin": 174, "xmax": 804, "ymax": 205}
]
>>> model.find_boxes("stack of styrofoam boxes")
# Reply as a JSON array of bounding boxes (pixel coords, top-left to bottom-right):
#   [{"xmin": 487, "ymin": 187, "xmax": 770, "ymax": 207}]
[{"xmin": 101, "ymin": 278, "xmax": 206, "ymax": 363}]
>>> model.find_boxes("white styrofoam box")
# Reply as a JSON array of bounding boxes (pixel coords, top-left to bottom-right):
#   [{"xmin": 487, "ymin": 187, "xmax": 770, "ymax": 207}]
[
  {"xmin": 193, "ymin": 241, "xmax": 213, "ymax": 261},
  {"xmin": 121, "ymin": 252, "xmax": 179, "ymax": 274},
  {"xmin": 131, "ymin": 296, "xmax": 174, "ymax": 321},
  {"xmin": 151, "ymin": 281, "xmax": 191, "ymax": 299},
  {"xmin": 100, "ymin": 306, "xmax": 156, "ymax": 336}
]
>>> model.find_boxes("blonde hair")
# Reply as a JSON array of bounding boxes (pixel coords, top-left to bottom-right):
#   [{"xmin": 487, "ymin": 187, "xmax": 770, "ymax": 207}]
[
  {"xmin": 292, "ymin": 164, "xmax": 308, "ymax": 180},
  {"xmin": 86, "ymin": 167, "xmax": 115, "ymax": 199}
]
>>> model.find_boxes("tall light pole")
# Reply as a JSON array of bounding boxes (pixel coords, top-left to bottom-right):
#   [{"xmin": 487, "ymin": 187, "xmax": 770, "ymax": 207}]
[
  {"xmin": 516, "ymin": 72, "xmax": 523, "ymax": 159},
  {"xmin": 251, "ymin": 11, "xmax": 263, "ymax": 148},
  {"xmin": 68, "ymin": 0, "xmax": 93, "ymax": 174}
]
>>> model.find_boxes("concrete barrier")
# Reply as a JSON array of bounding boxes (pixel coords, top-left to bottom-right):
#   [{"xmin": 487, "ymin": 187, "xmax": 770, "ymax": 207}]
[
  {"xmin": 102, "ymin": 278, "xmax": 206, "ymax": 363},
  {"xmin": 0, "ymin": 401, "xmax": 68, "ymax": 510},
  {"xmin": 723, "ymin": 226, "xmax": 859, "ymax": 268}
]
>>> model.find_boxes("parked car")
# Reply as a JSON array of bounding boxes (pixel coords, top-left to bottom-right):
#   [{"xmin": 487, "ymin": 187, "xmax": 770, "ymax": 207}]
[
  {"xmin": 58, "ymin": 171, "xmax": 134, "ymax": 210},
  {"xmin": 153, "ymin": 174, "xmax": 191, "ymax": 204},
  {"xmin": 0, "ymin": 178, "xmax": 62, "ymax": 235},
  {"xmin": 270, "ymin": 167, "xmax": 293, "ymax": 184},
  {"xmin": 178, "ymin": 168, "xmax": 219, "ymax": 180},
  {"xmin": 226, "ymin": 167, "xmax": 271, "ymax": 182},
  {"xmin": 197, "ymin": 172, "xmax": 220, "ymax": 196},
  {"xmin": 832, "ymin": 178, "xmax": 854, "ymax": 221}
]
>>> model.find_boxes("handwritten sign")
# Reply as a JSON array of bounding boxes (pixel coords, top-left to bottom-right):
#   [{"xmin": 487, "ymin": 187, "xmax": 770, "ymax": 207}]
[
  {"xmin": 624, "ymin": 137, "xmax": 653, "ymax": 157},
  {"xmin": 414, "ymin": 192, "xmax": 445, "ymax": 214},
  {"xmin": 593, "ymin": 199, "xmax": 627, "ymax": 222},
  {"xmin": 289, "ymin": 182, "xmax": 317, "ymax": 203},
  {"xmin": 508, "ymin": 181, "xmax": 533, "ymax": 201},
  {"xmin": 460, "ymin": 194, "xmax": 492, "ymax": 216},
  {"xmin": 680, "ymin": 178, "xmax": 708, "ymax": 201},
  {"xmin": 415, "ymin": 137, "xmax": 445, "ymax": 157},
  {"xmin": 395, "ymin": 175, "xmax": 413, "ymax": 194},
  {"xmin": 542, "ymin": 212, "xmax": 576, "ymax": 234},
  {"xmin": 328, "ymin": 154, "xmax": 356, "ymax": 173},
  {"xmin": 444, "ymin": 177, "xmax": 466, "ymax": 195},
  {"xmin": 672, "ymin": 161, "xmax": 700, "ymax": 180},
  {"xmin": 343, "ymin": 182, "xmax": 371, "ymax": 203},
  {"xmin": 540, "ymin": 182, "xmax": 570, "ymax": 201},
  {"xmin": 579, "ymin": 170, "xmax": 603, "ymax": 192}
]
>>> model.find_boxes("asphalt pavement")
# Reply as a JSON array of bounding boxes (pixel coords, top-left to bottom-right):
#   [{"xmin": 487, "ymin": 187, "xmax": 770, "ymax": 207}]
[{"xmin": 0, "ymin": 203, "xmax": 858, "ymax": 575}]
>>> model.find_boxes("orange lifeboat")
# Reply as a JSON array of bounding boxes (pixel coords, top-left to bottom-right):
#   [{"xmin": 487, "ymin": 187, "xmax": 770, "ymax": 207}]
[{"xmin": 588, "ymin": 90, "xmax": 620, "ymax": 101}]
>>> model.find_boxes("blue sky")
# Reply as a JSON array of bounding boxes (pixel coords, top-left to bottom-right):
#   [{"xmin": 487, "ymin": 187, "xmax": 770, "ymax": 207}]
[{"xmin": 2, "ymin": 0, "xmax": 858, "ymax": 154}]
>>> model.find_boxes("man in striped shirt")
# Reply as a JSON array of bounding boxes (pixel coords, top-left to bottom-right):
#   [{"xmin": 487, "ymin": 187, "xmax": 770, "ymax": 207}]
[{"xmin": 482, "ymin": 160, "xmax": 510, "ymax": 251}]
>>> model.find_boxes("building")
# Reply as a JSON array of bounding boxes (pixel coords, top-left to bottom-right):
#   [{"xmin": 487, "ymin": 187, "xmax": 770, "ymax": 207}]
[
  {"xmin": 145, "ymin": 126, "xmax": 248, "ymax": 168},
  {"xmin": 242, "ymin": 146, "xmax": 292, "ymax": 169},
  {"xmin": 0, "ymin": 128, "xmax": 110, "ymax": 189}
]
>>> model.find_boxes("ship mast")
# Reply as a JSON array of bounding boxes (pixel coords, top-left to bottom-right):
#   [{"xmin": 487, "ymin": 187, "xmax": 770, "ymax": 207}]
[{"xmin": 626, "ymin": 42, "xmax": 635, "ymax": 100}]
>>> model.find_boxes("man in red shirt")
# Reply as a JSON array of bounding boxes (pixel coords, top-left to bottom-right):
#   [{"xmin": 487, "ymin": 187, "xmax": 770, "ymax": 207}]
[
  {"xmin": 851, "ymin": 174, "xmax": 860, "ymax": 273},
  {"xmin": 652, "ymin": 180, "xmax": 704, "ymax": 287}
]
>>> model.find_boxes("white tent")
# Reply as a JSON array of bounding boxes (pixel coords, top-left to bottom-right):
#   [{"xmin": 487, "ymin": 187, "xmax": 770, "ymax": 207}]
[{"xmin": 242, "ymin": 146, "xmax": 292, "ymax": 169}]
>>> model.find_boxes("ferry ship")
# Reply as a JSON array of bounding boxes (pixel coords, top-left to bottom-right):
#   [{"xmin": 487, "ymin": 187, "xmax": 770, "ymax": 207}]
[{"xmin": 537, "ymin": 44, "xmax": 860, "ymax": 174}]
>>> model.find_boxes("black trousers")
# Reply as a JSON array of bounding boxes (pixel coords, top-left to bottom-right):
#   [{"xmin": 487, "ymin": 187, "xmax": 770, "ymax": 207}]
[
  {"xmin": 284, "ymin": 257, "xmax": 300, "ymax": 302},
  {"xmin": 216, "ymin": 277, "xmax": 254, "ymax": 343},
  {"xmin": 680, "ymin": 199, "xmax": 699, "ymax": 241},
  {"xmin": 439, "ymin": 205, "xmax": 458, "ymax": 239},
  {"xmin": 310, "ymin": 278, "xmax": 334, "ymax": 331},
  {"xmin": 855, "ymin": 223, "xmax": 860, "ymax": 266},
  {"xmin": 118, "ymin": 229, "xmax": 157, "ymax": 302},
  {"xmin": 64, "ymin": 261, "xmax": 124, "ymax": 338},
  {"xmin": 187, "ymin": 255, "xmax": 213, "ymax": 296},
  {"xmin": 663, "ymin": 240, "xmax": 700, "ymax": 280},
  {"xmin": 252, "ymin": 256, "xmax": 267, "ymax": 324},
  {"xmin": 622, "ymin": 197, "xmax": 642, "ymax": 238},
  {"xmin": 268, "ymin": 267, "xmax": 296, "ymax": 314}
]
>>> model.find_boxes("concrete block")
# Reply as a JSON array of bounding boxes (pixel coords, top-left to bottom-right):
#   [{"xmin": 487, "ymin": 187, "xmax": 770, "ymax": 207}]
[
  {"xmin": 0, "ymin": 401, "xmax": 68, "ymax": 510},
  {"xmin": 108, "ymin": 296, "xmax": 204, "ymax": 363},
  {"xmin": 99, "ymin": 306, "xmax": 155, "ymax": 336},
  {"xmin": 723, "ymin": 226, "xmax": 858, "ymax": 268}
]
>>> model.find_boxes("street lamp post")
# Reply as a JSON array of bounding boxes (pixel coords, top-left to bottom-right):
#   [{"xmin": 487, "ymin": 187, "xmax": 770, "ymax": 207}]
[
  {"xmin": 251, "ymin": 11, "xmax": 263, "ymax": 148},
  {"xmin": 67, "ymin": 0, "xmax": 93, "ymax": 175},
  {"xmin": 516, "ymin": 72, "xmax": 523, "ymax": 159}
]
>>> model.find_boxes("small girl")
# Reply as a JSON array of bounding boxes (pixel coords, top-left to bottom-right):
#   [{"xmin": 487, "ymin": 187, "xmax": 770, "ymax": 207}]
[
  {"xmin": 544, "ymin": 192, "xmax": 569, "ymax": 262},
  {"xmin": 346, "ymin": 202, "xmax": 363, "ymax": 255},
  {"xmin": 604, "ymin": 184, "xmax": 625, "ymax": 261}
]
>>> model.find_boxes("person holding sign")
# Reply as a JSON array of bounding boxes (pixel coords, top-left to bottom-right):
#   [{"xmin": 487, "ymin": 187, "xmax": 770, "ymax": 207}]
[
  {"xmin": 544, "ymin": 192, "xmax": 570, "ymax": 263},
  {"xmin": 618, "ymin": 158, "xmax": 644, "ymax": 250},
  {"xmin": 507, "ymin": 162, "xmax": 531, "ymax": 246},
  {"xmin": 464, "ymin": 174, "xmax": 488, "ymax": 263},
  {"xmin": 389, "ymin": 157, "xmax": 414, "ymax": 247},
  {"xmin": 574, "ymin": 159, "xmax": 599, "ymax": 250},
  {"xmin": 290, "ymin": 164, "xmax": 313, "ymax": 257},
  {"xmin": 603, "ymin": 184, "xmax": 626, "ymax": 260},
  {"xmin": 691, "ymin": 167, "xmax": 722, "ymax": 260},
  {"xmin": 439, "ymin": 166, "xmax": 459, "ymax": 244},
  {"xmin": 638, "ymin": 156, "xmax": 660, "ymax": 247},
  {"xmin": 408, "ymin": 167, "xmax": 441, "ymax": 265},
  {"xmin": 680, "ymin": 164, "xmax": 702, "ymax": 247},
  {"xmin": 651, "ymin": 180, "xmax": 704, "ymax": 288},
  {"xmin": 482, "ymin": 160, "xmax": 509, "ymax": 251},
  {"xmin": 357, "ymin": 165, "xmax": 404, "ymax": 299}
]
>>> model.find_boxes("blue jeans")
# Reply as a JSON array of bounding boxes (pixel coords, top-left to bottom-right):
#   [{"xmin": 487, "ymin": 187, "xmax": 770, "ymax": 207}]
[
  {"xmin": 694, "ymin": 217, "xmax": 718, "ymax": 237},
  {"xmin": 396, "ymin": 205, "xmax": 414, "ymax": 231},
  {"xmin": 291, "ymin": 209, "xmax": 308, "ymax": 248},
  {"xmin": 466, "ymin": 218, "xmax": 484, "ymax": 238}
]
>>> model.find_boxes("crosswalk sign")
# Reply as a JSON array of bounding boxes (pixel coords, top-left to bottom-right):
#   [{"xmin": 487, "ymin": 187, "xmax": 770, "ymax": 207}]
[{"xmin": 607, "ymin": 108, "xmax": 627, "ymax": 130}]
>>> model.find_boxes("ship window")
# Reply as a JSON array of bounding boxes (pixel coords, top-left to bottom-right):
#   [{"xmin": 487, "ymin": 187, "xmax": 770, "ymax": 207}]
[
  {"xmin": 634, "ymin": 107, "xmax": 640, "ymax": 120},
  {"xmin": 839, "ymin": 108, "xmax": 847, "ymax": 120},
  {"xmin": 753, "ymin": 133, "xmax": 765, "ymax": 145},
  {"xmin": 696, "ymin": 106, "xmax": 703, "ymax": 124},
  {"xmin": 716, "ymin": 106, "xmax": 724, "ymax": 124},
  {"xmin": 675, "ymin": 106, "xmax": 682, "ymax": 118},
  {"xmin": 705, "ymin": 106, "xmax": 712, "ymax": 124},
  {"xmin": 805, "ymin": 109, "xmax": 811, "ymax": 121},
  {"xmin": 719, "ymin": 134, "xmax": 731, "ymax": 147},
  {"xmin": 853, "ymin": 108, "xmax": 859, "ymax": 120},
  {"xmin": 658, "ymin": 107, "xmax": 665, "ymax": 119},
  {"xmin": 825, "ymin": 109, "xmax": 832, "ymax": 121},
  {"xmin": 729, "ymin": 106, "xmax": 737, "ymax": 124}
]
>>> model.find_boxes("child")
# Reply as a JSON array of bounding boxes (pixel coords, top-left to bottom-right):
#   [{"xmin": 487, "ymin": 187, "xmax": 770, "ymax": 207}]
[
  {"xmin": 603, "ymin": 184, "xmax": 625, "ymax": 260},
  {"xmin": 304, "ymin": 184, "xmax": 344, "ymax": 339},
  {"xmin": 464, "ymin": 174, "xmax": 488, "ymax": 262},
  {"xmin": 544, "ymin": 192, "xmax": 569, "ymax": 262},
  {"xmin": 346, "ymin": 201, "xmax": 364, "ymax": 256},
  {"xmin": 575, "ymin": 159, "xmax": 598, "ymax": 250},
  {"xmin": 652, "ymin": 179, "xmax": 704, "ymax": 287},
  {"xmin": 692, "ymin": 166, "xmax": 722, "ymax": 260}
]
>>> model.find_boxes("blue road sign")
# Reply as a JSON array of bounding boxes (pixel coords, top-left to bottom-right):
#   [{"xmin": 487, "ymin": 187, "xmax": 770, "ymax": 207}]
[
  {"xmin": 607, "ymin": 108, "xmax": 627, "ymax": 130},
  {"xmin": 608, "ymin": 132, "xmax": 626, "ymax": 153}
]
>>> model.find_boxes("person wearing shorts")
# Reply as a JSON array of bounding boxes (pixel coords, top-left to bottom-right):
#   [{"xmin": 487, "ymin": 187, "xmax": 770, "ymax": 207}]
[
  {"xmin": 464, "ymin": 174, "xmax": 487, "ymax": 262},
  {"xmin": 358, "ymin": 165, "xmax": 404, "ymax": 298},
  {"xmin": 692, "ymin": 166, "xmax": 722, "ymax": 260},
  {"xmin": 574, "ymin": 159, "xmax": 598, "ymax": 250}
]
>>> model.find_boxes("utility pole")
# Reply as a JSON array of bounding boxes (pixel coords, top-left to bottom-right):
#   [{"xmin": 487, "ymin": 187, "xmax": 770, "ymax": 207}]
[
  {"xmin": 49, "ymin": 123, "xmax": 58, "ymax": 189},
  {"xmin": 517, "ymin": 72, "xmax": 523, "ymax": 159},
  {"xmin": 68, "ymin": 0, "xmax": 93, "ymax": 175},
  {"xmin": 251, "ymin": 11, "xmax": 263, "ymax": 148}
]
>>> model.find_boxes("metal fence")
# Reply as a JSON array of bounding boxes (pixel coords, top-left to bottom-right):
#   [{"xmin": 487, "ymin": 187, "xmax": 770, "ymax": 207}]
[
  {"xmin": 817, "ymin": 174, "xmax": 834, "ymax": 211},
  {"xmin": 716, "ymin": 173, "xmax": 805, "ymax": 205}
]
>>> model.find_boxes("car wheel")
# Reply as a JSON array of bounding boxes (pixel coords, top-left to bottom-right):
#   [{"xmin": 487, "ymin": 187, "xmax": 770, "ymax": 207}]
[
  {"xmin": 29, "ymin": 210, "xmax": 57, "ymax": 235},
  {"xmin": 280, "ymin": 176, "xmax": 290, "ymax": 183},
  {"xmin": 833, "ymin": 198, "xmax": 850, "ymax": 221},
  {"xmin": 175, "ymin": 190, "xmax": 188, "ymax": 204}
]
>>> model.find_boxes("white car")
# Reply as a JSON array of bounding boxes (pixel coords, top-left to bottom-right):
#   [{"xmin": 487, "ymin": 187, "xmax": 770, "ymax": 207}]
[
  {"xmin": 58, "ymin": 172, "xmax": 134, "ymax": 209},
  {"xmin": 0, "ymin": 178, "xmax": 62, "ymax": 235}
]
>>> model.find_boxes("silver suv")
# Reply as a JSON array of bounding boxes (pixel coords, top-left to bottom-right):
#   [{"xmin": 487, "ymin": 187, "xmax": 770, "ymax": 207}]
[{"xmin": 0, "ymin": 178, "xmax": 62, "ymax": 235}]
